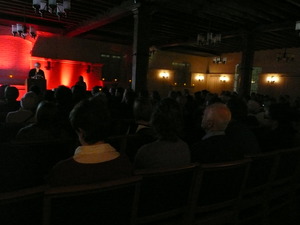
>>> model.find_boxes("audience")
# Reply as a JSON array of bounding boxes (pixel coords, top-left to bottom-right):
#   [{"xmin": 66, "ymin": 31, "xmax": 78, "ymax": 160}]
[
  {"xmin": 0, "ymin": 83, "xmax": 299, "ymax": 192},
  {"xmin": 134, "ymin": 97, "xmax": 191, "ymax": 169},
  {"xmin": 47, "ymin": 97, "xmax": 133, "ymax": 187}
]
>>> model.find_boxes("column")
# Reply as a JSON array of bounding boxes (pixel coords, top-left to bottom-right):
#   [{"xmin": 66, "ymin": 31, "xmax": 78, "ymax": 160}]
[
  {"xmin": 131, "ymin": 6, "xmax": 150, "ymax": 93},
  {"xmin": 238, "ymin": 32, "xmax": 255, "ymax": 98}
]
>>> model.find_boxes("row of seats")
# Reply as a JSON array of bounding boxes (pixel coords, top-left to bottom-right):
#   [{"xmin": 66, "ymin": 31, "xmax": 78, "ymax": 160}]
[{"xmin": 1, "ymin": 146, "xmax": 300, "ymax": 225}]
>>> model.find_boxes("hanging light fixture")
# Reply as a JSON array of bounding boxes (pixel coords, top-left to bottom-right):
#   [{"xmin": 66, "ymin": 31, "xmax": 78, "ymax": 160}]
[
  {"xmin": 276, "ymin": 49, "xmax": 294, "ymax": 62},
  {"xmin": 32, "ymin": 0, "xmax": 71, "ymax": 19},
  {"xmin": 12, "ymin": 24, "xmax": 36, "ymax": 39},
  {"xmin": 197, "ymin": 32, "xmax": 221, "ymax": 46},
  {"xmin": 213, "ymin": 56, "xmax": 227, "ymax": 64}
]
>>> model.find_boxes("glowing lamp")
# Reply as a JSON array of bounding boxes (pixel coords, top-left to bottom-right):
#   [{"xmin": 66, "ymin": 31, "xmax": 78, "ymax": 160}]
[
  {"xmin": 220, "ymin": 76, "xmax": 229, "ymax": 82},
  {"xmin": 266, "ymin": 76, "xmax": 279, "ymax": 83}
]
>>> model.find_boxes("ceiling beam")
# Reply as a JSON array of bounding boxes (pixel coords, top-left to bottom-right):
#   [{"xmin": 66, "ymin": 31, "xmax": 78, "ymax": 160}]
[{"xmin": 65, "ymin": 1, "xmax": 140, "ymax": 37}]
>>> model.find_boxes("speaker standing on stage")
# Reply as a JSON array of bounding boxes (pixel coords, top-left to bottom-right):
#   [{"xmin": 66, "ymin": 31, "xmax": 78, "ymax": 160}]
[{"xmin": 28, "ymin": 62, "xmax": 45, "ymax": 79}]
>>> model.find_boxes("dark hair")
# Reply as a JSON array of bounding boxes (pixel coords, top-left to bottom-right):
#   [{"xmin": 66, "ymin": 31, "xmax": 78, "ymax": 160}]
[
  {"xmin": 151, "ymin": 97, "xmax": 183, "ymax": 142},
  {"xmin": 69, "ymin": 97, "xmax": 111, "ymax": 144},
  {"xmin": 133, "ymin": 97, "xmax": 153, "ymax": 122},
  {"xmin": 36, "ymin": 101, "xmax": 59, "ymax": 127},
  {"xmin": 5, "ymin": 86, "xmax": 19, "ymax": 101}
]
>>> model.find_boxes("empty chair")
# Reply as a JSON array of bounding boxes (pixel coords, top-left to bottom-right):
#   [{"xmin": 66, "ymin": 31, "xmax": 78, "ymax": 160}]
[
  {"xmin": 189, "ymin": 158, "xmax": 251, "ymax": 225},
  {"xmin": 43, "ymin": 176, "xmax": 142, "ymax": 225},
  {"xmin": 134, "ymin": 164, "xmax": 198, "ymax": 225},
  {"xmin": 0, "ymin": 186, "xmax": 45, "ymax": 225}
]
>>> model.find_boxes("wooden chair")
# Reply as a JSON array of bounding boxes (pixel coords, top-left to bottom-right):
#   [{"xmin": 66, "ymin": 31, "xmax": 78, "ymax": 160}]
[
  {"xmin": 43, "ymin": 176, "xmax": 142, "ymax": 225},
  {"xmin": 189, "ymin": 158, "xmax": 251, "ymax": 225},
  {"xmin": 0, "ymin": 185, "xmax": 45, "ymax": 225},
  {"xmin": 238, "ymin": 151, "xmax": 280, "ymax": 225},
  {"xmin": 133, "ymin": 164, "xmax": 199, "ymax": 225},
  {"xmin": 266, "ymin": 147, "xmax": 300, "ymax": 224}
]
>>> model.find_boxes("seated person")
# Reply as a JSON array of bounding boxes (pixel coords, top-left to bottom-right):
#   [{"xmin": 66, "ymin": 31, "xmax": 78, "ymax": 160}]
[
  {"xmin": 134, "ymin": 98, "xmax": 191, "ymax": 170},
  {"xmin": 191, "ymin": 103, "xmax": 244, "ymax": 163},
  {"xmin": 14, "ymin": 101, "xmax": 74, "ymax": 143},
  {"xmin": 6, "ymin": 91, "xmax": 39, "ymax": 124},
  {"xmin": 0, "ymin": 86, "xmax": 20, "ymax": 122},
  {"xmin": 125, "ymin": 97, "xmax": 157, "ymax": 162},
  {"xmin": 47, "ymin": 97, "xmax": 133, "ymax": 187}
]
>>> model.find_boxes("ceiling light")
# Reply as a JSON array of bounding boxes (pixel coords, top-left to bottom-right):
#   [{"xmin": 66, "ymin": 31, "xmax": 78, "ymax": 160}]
[
  {"xmin": 276, "ymin": 49, "xmax": 294, "ymax": 62},
  {"xmin": 197, "ymin": 32, "xmax": 221, "ymax": 46},
  {"xmin": 32, "ymin": 0, "xmax": 71, "ymax": 19},
  {"xmin": 213, "ymin": 57, "xmax": 227, "ymax": 64},
  {"xmin": 12, "ymin": 24, "xmax": 36, "ymax": 39}
]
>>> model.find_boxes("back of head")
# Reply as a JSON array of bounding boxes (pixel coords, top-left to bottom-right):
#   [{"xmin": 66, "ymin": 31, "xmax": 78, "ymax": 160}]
[
  {"xmin": 54, "ymin": 85, "xmax": 72, "ymax": 103},
  {"xmin": 202, "ymin": 103, "xmax": 231, "ymax": 132},
  {"xmin": 151, "ymin": 97, "xmax": 183, "ymax": 141},
  {"xmin": 21, "ymin": 91, "xmax": 39, "ymax": 110},
  {"xmin": 4, "ymin": 86, "xmax": 19, "ymax": 101},
  {"xmin": 0, "ymin": 85, "xmax": 9, "ymax": 100},
  {"xmin": 226, "ymin": 96, "xmax": 247, "ymax": 121},
  {"xmin": 36, "ymin": 101, "xmax": 59, "ymax": 126},
  {"xmin": 69, "ymin": 97, "xmax": 111, "ymax": 144},
  {"xmin": 133, "ymin": 97, "xmax": 153, "ymax": 122}
]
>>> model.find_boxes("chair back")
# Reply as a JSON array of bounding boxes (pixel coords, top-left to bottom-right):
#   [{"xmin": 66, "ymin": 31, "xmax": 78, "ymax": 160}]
[
  {"xmin": 190, "ymin": 159, "xmax": 251, "ymax": 224},
  {"xmin": 43, "ymin": 176, "xmax": 142, "ymax": 225},
  {"xmin": 244, "ymin": 151, "xmax": 279, "ymax": 193},
  {"xmin": 272, "ymin": 146, "xmax": 300, "ymax": 184},
  {"xmin": 134, "ymin": 164, "xmax": 198, "ymax": 224}
]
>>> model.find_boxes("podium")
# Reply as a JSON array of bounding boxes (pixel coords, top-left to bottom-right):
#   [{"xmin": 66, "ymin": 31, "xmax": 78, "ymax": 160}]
[{"xmin": 26, "ymin": 78, "xmax": 47, "ymax": 93}]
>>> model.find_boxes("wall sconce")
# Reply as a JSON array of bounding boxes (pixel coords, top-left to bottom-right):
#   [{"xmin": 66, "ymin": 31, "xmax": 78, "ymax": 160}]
[
  {"xmin": 220, "ymin": 75, "xmax": 229, "ymax": 82},
  {"xmin": 266, "ymin": 75, "xmax": 279, "ymax": 84},
  {"xmin": 159, "ymin": 71, "xmax": 169, "ymax": 79},
  {"xmin": 86, "ymin": 65, "xmax": 91, "ymax": 73},
  {"xmin": 213, "ymin": 57, "xmax": 227, "ymax": 64},
  {"xmin": 195, "ymin": 74, "xmax": 205, "ymax": 82},
  {"xmin": 45, "ymin": 61, "xmax": 51, "ymax": 70}
]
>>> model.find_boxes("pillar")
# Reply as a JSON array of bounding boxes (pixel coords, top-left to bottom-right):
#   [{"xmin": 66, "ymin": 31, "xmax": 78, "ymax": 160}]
[{"xmin": 131, "ymin": 6, "xmax": 150, "ymax": 93}]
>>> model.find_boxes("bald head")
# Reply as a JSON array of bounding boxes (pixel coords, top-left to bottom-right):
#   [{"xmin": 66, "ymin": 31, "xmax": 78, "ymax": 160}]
[{"xmin": 201, "ymin": 103, "xmax": 231, "ymax": 132}]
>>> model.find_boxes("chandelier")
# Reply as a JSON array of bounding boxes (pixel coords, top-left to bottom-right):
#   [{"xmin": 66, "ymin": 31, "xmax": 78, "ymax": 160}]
[
  {"xmin": 12, "ymin": 24, "xmax": 37, "ymax": 39},
  {"xmin": 276, "ymin": 49, "xmax": 294, "ymax": 62},
  {"xmin": 213, "ymin": 56, "xmax": 227, "ymax": 64},
  {"xmin": 32, "ymin": 0, "xmax": 71, "ymax": 19},
  {"xmin": 197, "ymin": 32, "xmax": 221, "ymax": 46}
]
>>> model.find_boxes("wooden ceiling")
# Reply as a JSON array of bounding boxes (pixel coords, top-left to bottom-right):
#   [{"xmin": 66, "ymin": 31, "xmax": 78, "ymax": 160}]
[{"xmin": 1, "ymin": 0, "xmax": 300, "ymax": 56}]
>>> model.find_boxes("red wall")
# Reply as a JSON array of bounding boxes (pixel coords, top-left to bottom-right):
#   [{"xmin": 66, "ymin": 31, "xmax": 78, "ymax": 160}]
[{"xmin": 0, "ymin": 35, "xmax": 104, "ymax": 91}]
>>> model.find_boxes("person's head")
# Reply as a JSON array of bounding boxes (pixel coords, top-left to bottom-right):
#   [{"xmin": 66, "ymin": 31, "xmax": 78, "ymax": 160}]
[
  {"xmin": 4, "ymin": 86, "xmax": 19, "ymax": 101},
  {"xmin": 78, "ymin": 76, "xmax": 84, "ymax": 82},
  {"xmin": 150, "ymin": 97, "xmax": 183, "ymax": 141},
  {"xmin": 69, "ymin": 97, "xmax": 111, "ymax": 145},
  {"xmin": 54, "ymin": 85, "xmax": 72, "ymax": 104},
  {"xmin": 34, "ymin": 62, "xmax": 41, "ymax": 69},
  {"xmin": 201, "ymin": 103, "xmax": 231, "ymax": 133},
  {"xmin": 133, "ymin": 97, "xmax": 153, "ymax": 122},
  {"xmin": 20, "ymin": 91, "xmax": 39, "ymax": 111},
  {"xmin": 35, "ymin": 101, "xmax": 59, "ymax": 127}
]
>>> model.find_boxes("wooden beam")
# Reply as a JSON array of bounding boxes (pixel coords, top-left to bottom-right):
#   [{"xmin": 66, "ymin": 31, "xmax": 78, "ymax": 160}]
[{"xmin": 65, "ymin": 1, "xmax": 140, "ymax": 37}]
